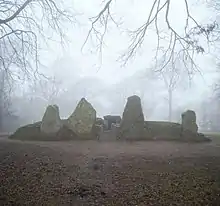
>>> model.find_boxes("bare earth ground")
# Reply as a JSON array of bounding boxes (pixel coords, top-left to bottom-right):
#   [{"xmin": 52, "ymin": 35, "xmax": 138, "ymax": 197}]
[{"xmin": 1, "ymin": 136, "xmax": 220, "ymax": 205}]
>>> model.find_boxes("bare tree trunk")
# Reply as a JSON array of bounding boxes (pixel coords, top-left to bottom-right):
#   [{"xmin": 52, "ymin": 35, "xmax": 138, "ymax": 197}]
[
  {"xmin": 0, "ymin": 71, "xmax": 4, "ymax": 131},
  {"xmin": 0, "ymin": 98, "xmax": 2, "ymax": 131},
  {"xmin": 168, "ymin": 89, "xmax": 172, "ymax": 122},
  {"xmin": 0, "ymin": 39, "xmax": 3, "ymax": 131}
]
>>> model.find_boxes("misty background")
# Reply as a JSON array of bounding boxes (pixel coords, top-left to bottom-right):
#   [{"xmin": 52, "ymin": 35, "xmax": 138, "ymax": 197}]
[{"xmin": 1, "ymin": 0, "xmax": 220, "ymax": 132}]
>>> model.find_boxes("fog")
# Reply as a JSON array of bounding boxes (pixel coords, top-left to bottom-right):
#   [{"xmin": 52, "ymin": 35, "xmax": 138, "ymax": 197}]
[{"xmin": 1, "ymin": 0, "xmax": 220, "ymax": 132}]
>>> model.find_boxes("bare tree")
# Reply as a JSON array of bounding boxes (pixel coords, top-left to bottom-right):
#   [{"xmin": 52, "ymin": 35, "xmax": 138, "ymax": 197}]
[
  {"xmin": 28, "ymin": 76, "xmax": 64, "ymax": 104},
  {"xmin": 0, "ymin": 0, "xmax": 75, "ymax": 80},
  {"xmin": 83, "ymin": 0, "xmax": 216, "ymax": 72},
  {"xmin": 160, "ymin": 64, "xmax": 179, "ymax": 121},
  {"xmin": 0, "ymin": 0, "xmax": 75, "ymax": 129},
  {"xmin": 156, "ymin": 53, "xmax": 190, "ymax": 121}
]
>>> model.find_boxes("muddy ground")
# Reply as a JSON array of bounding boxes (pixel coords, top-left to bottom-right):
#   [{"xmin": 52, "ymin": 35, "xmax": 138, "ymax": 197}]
[{"xmin": 1, "ymin": 137, "xmax": 220, "ymax": 205}]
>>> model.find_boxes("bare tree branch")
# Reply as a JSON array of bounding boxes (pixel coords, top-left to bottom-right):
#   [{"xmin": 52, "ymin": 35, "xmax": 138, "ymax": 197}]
[
  {"xmin": 81, "ymin": 0, "xmax": 121, "ymax": 65},
  {"xmin": 0, "ymin": 0, "xmax": 32, "ymax": 25},
  {"xmin": 84, "ymin": 0, "xmax": 216, "ymax": 74},
  {"xmin": 0, "ymin": 0, "xmax": 76, "ymax": 81}
]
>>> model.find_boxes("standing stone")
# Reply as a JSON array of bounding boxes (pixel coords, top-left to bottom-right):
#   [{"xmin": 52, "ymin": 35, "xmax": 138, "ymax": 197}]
[
  {"xmin": 66, "ymin": 98, "xmax": 96, "ymax": 138},
  {"xmin": 40, "ymin": 105, "xmax": 62, "ymax": 134},
  {"xmin": 118, "ymin": 95, "xmax": 145, "ymax": 140},
  {"xmin": 181, "ymin": 110, "xmax": 198, "ymax": 133},
  {"xmin": 93, "ymin": 124, "xmax": 103, "ymax": 140},
  {"xmin": 111, "ymin": 123, "xmax": 120, "ymax": 138}
]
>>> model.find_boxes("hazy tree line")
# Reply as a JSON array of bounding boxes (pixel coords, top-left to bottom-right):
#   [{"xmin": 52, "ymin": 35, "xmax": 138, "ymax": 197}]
[{"xmin": 1, "ymin": 0, "xmax": 220, "ymax": 132}]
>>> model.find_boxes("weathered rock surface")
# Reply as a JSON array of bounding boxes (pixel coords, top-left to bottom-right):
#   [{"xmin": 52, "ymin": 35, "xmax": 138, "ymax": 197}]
[
  {"xmin": 40, "ymin": 105, "xmax": 62, "ymax": 135},
  {"xmin": 66, "ymin": 98, "xmax": 96, "ymax": 138},
  {"xmin": 111, "ymin": 123, "xmax": 120, "ymax": 138},
  {"xmin": 118, "ymin": 95, "xmax": 145, "ymax": 140},
  {"xmin": 93, "ymin": 124, "xmax": 103, "ymax": 140},
  {"xmin": 181, "ymin": 110, "xmax": 198, "ymax": 133}
]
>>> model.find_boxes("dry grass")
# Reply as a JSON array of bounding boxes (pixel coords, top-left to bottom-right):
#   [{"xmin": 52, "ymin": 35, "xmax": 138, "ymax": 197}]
[{"xmin": 1, "ymin": 137, "xmax": 220, "ymax": 205}]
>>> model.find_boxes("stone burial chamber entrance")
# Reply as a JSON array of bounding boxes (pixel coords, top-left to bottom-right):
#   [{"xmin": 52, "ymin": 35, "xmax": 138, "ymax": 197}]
[{"xmin": 103, "ymin": 115, "xmax": 121, "ymax": 131}]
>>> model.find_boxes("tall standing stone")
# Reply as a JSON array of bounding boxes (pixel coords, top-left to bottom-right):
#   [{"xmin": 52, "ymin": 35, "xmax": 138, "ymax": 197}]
[
  {"xmin": 181, "ymin": 110, "xmax": 198, "ymax": 133},
  {"xmin": 40, "ymin": 105, "xmax": 62, "ymax": 134},
  {"xmin": 118, "ymin": 95, "xmax": 145, "ymax": 140},
  {"xmin": 66, "ymin": 98, "xmax": 96, "ymax": 138}
]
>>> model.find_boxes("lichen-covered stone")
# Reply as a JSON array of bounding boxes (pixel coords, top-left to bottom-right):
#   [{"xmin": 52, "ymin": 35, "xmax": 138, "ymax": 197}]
[
  {"xmin": 181, "ymin": 110, "xmax": 198, "ymax": 133},
  {"xmin": 66, "ymin": 98, "xmax": 96, "ymax": 138},
  {"xmin": 40, "ymin": 105, "xmax": 62, "ymax": 134},
  {"xmin": 118, "ymin": 95, "xmax": 145, "ymax": 140}
]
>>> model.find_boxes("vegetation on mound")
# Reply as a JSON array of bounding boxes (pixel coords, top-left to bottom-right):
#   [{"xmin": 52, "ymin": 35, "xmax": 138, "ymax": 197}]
[
  {"xmin": 9, "ymin": 120, "xmax": 211, "ymax": 142},
  {"xmin": 9, "ymin": 120, "xmax": 100, "ymax": 141},
  {"xmin": 144, "ymin": 121, "xmax": 211, "ymax": 142},
  {"xmin": 9, "ymin": 121, "xmax": 78, "ymax": 141},
  {"xmin": 181, "ymin": 131, "xmax": 211, "ymax": 143}
]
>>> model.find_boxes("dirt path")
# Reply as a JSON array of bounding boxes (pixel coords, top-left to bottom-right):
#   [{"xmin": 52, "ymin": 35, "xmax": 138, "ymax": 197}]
[{"xmin": 1, "ymin": 137, "xmax": 220, "ymax": 205}]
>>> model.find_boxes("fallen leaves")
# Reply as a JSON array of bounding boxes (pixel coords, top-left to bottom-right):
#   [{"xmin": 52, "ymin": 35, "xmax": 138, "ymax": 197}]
[{"xmin": 0, "ymin": 141, "xmax": 220, "ymax": 205}]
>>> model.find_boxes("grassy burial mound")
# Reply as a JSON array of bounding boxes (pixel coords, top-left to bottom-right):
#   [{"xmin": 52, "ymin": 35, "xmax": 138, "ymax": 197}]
[
  {"xmin": 9, "ymin": 99, "xmax": 100, "ymax": 141},
  {"xmin": 9, "ymin": 95, "xmax": 211, "ymax": 142},
  {"xmin": 116, "ymin": 95, "xmax": 210, "ymax": 142},
  {"xmin": 144, "ymin": 121, "xmax": 210, "ymax": 142},
  {"xmin": 9, "ymin": 121, "xmax": 77, "ymax": 141}
]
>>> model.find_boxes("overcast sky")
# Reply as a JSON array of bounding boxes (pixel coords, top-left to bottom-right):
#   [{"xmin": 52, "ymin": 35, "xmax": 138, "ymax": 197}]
[
  {"xmin": 41, "ymin": 0, "xmax": 216, "ymax": 78},
  {"xmin": 22, "ymin": 0, "xmax": 220, "ymax": 121}
]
